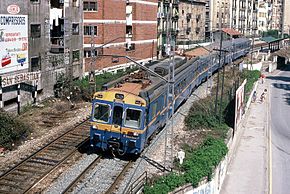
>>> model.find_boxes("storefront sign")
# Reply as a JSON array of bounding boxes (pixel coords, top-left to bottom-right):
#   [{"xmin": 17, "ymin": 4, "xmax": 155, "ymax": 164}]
[
  {"xmin": 1, "ymin": 71, "xmax": 41, "ymax": 87},
  {"xmin": 0, "ymin": 14, "xmax": 28, "ymax": 74}
]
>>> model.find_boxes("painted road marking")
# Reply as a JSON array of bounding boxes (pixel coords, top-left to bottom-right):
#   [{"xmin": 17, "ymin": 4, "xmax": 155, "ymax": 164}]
[{"xmin": 268, "ymin": 82, "xmax": 272, "ymax": 194}]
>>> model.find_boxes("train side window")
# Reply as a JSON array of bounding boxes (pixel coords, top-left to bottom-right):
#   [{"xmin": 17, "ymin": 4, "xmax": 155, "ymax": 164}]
[
  {"xmin": 152, "ymin": 102, "xmax": 157, "ymax": 118},
  {"xmin": 93, "ymin": 103, "xmax": 110, "ymax": 123},
  {"xmin": 125, "ymin": 108, "xmax": 142, "ymax": 129}
]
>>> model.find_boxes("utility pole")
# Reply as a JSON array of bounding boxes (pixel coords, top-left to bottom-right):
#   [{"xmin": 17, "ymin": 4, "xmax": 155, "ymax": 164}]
[
  {"xmin": 214, "ymin": 5, "xmax": 223, "ymax": 116},
  {"xmin": 64, "ymin": 0, "xmax": 73, "ymax": 91},
  {"xmin": 89, "ymin": 25, "xmax": 97, "ymax": 95},
  {"xmin": 164, "ymin": 0, "xmax": 175, "ymax": 171}
]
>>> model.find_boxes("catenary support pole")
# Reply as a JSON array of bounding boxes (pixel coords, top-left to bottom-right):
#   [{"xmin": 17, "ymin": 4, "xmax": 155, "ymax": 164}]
[{"xmin": 17, "ymin": 84, "xmax": 20, "ymax": 115}]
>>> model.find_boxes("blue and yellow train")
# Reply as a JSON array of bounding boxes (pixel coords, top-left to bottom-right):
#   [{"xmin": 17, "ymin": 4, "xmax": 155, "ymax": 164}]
[{"xmin": 90, "ymin": 38, "xmax": 251, "ymax": 155}]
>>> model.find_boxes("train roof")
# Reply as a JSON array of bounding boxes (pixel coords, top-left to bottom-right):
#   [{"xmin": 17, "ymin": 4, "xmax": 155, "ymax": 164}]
[
  {"xmin": 205, "ymin": 37, "xmax": 250, "ymax": 51},
  {"xmin": 101, "ymin": 37, "xmax": 250, "ymax": 101}
]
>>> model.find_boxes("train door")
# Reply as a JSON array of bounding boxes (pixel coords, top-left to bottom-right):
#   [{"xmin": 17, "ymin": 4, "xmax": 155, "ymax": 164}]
[{"xmin": 111, "ymin": 103, "xmax": 124, "ymax": 138}]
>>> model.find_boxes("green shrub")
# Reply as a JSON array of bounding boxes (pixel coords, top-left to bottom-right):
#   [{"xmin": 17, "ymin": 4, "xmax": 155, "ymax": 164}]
[
  {"xmin": 0, "ymin": 110, "xmax": 32, "ymax": 150},
  {"xmin": 144, "ymin": 137, "xmax": 228, "ymax": 194},
  {"xmin": 241, "ymin": 70, "xmax": 260, "ymax": 94}
]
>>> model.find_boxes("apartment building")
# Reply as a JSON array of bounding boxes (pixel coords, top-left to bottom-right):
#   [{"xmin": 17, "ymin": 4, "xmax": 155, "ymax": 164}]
[
  {"xmin": 83, "ymin": 0, "xmax": 158, "ymax": 73},
  {"xmin": 0, "ymin": 0, "xmax": 83, "ymax": 108},
  {"xmin": 231, "ymin": 0, "xmax": 258, "ymax": 36},
  {"xmin": 209, "ymin": 0, "xmax": 231, "ymax": 31},
  {"xmin": 157, "ymin": 0, "xmax": 179, "ymax": 59},
  {"xmin": 271, "ymin": 0, "xmax": 284, "ymax": 32},
  {"xmin": 205, "ymin": 0, "xmax": 211, "ymax": 40},
  {"xmin": 177, "ymin": 0, "xmax": 206, "ymax": 43},
  {"xmin": 257, "ymin": 0, "xmax": 272, "ymax": 35},
  {"xmin": 283, "ymin": 0, "xmax": 290, "ymax": 35}
]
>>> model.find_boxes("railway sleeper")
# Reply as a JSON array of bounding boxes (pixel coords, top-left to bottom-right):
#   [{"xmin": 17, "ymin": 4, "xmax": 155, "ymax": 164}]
[
  {"xmin": 0, "ymin": 188, "xmax": 21, "ymax": 194},
  {"xmin": 55, "ymin": 140, "xmax": 79, "ymax": 147},
  {"xmin": 29, "ymin": 156, "xmax": 59, "ymax": 165},
  {"xmin": 20, "ymin": 163, "xmax": 47, "ymax": 170},
  {"xmin": 64, "ymin": 133, "xmax": 87, "ymax": 140},
  {"xmin": 1, "ymin": 175, "xmax": 24, "ymax": 182},
  {"xmin": 16, "ymin": 167, "xmax": 45, "ymax": 174},
  {"xmin": 27, "ymin": 159, "xmax": 57, "ymax": 167},
  {"xmin": 0, "ymin": 183, "xmax": 24, "ymax": 194},
  {"xmin": 9, "ymin": 170, "xmax": 31, "ymax": 177},
  {"xmin": 35, "ymin": 152, "xmax": 63, "ymax": 160},
  {"xmin": 48, "ymin": 143, "xmax": 74, "ymax": 150}
]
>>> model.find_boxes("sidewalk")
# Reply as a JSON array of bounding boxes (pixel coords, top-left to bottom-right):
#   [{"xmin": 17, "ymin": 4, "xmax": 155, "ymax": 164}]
[{"xmin": 220, "ymin": 81, "xmax": 269, "ymax": 194}]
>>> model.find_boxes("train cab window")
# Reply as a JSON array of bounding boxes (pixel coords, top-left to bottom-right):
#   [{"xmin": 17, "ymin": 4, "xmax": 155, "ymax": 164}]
[
  {"xmin": 112, "ymin": 106, "xmax": 123, "ymax": 126},
  {"xmin": 93, "ymin": 103, "xmax": 110, "ymax": 123},
  {"xmin": 125, "ymin": 109, "xmax": 142, "ymax": 129}
]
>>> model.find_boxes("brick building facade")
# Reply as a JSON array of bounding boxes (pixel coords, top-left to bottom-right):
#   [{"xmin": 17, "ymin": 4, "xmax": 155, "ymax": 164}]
[{"xmin": 83, "ymin": 0, "xmax": 158, "ymax": 73}]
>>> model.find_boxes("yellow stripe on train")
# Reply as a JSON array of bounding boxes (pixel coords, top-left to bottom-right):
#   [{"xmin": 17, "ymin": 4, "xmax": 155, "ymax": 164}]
[
  {"xmin": 91, "ymin": 122, "xmax": 144, "ymax": 134},
  {"xmin": 93, "ymin": 90, "xmax": 146, "ymax": 106}
]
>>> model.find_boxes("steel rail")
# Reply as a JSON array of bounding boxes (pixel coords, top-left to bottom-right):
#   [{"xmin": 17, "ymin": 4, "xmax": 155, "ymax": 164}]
[
  {"xmin": 61, "ymin": 156, "xmax": 102, "ymax": 194},
  {"xmin": 0, "ymin": 117, "xmax": 91, "ymax": 194},
  {"xmin": 105, "ymin": 161, "xmax": 133, "ymax": 194}
]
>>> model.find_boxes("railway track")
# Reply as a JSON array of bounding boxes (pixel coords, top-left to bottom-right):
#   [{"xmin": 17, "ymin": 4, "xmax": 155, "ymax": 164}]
[
  {"xmin": 63, "ymin": 156, "xmax": 133, "ymax": 194},
  {"xmin": 105, "ymin": 161, "xmax": 133, "ymax": 194},
  {"xmin": 62, "ymin": 156, "xmax": 102, "ymax": 194},
  {"xmin": 0, "ymin": 118, "xmax": 90, "ymax": 194}
]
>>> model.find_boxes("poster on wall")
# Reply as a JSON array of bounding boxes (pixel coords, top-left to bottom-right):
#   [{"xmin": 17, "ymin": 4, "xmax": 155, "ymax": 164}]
[
  {"xmin": 0, "ymin": 14, "xmax": 28, "ymax": 74},
  {"xmin": 234, "ymin": 79, "xmax": 247, "ymax": 131}
]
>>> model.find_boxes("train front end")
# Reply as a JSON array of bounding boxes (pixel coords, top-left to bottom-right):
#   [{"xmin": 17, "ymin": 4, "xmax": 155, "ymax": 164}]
[{"xmin": 90, "ymin": 90, "xmax": 147, "ymax": 155}]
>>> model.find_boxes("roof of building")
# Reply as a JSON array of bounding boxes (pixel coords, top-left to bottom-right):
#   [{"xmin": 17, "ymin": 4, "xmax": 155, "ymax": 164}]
[
  {"xmin": 272, "ymin": 48, "xmax": 290, "ymax": 59},
  {"xmin": 184, "ymin": 47, "xmax": 210, "ymax": 58},
  {"xmin": 221, "ymin": 28, "xmax": 242, "ymax": 36}
]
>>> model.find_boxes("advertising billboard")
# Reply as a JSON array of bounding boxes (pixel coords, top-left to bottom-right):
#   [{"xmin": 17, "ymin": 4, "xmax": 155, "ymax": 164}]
[
  {"xmin": 234, "ymin": 79, "xmax": 247, "ymax": 131},
  {"xmin": 0, "ymin": 14, "xmax": 28, "ymax": 74}
]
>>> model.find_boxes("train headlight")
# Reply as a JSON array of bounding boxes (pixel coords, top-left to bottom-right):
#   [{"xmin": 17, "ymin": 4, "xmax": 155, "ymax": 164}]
[{"xmin": 127, "ymin": 131, "xmax": 139, "ymax": 137}]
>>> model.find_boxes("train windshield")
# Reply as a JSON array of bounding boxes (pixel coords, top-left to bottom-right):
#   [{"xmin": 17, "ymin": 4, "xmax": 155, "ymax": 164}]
[
  {"xmin": 124, "ymin": 108, "xmax": 142, "ymax": 129},
  {"xmin": 93, "ymin": 103, "xmax": 110, "ymax": 123}
]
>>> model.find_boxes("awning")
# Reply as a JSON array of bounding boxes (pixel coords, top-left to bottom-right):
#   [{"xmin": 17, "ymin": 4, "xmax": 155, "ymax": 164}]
[{"xmin": 261, "ymin": 36, "xmax": 284, "ymax": 43}]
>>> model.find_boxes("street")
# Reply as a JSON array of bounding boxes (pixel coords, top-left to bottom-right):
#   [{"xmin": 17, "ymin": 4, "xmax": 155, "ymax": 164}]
[{"xmin": 268, "ymin": 65, "xmax": 290, "ymax": 194}]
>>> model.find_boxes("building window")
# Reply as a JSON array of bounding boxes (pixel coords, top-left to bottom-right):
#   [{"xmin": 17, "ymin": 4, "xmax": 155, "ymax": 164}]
[
  {"xmin": 73, "ymin": 0, "xmax": 79, "ymax": 7},
  {"xmin": 126, "ymin": 26, "xmax": 133, "ymax": 37},
  {"xmin": 126, "ymin": 43, "xmax": 135, "ymax": 51},
  {"xmin": 31, "ymin": 24, "xmax": 41, "ymax": 38},
  {"xmin": 72, "ymin": 23, "xmax": 79, "ymax": 35},
  {"xmin": 83, "ymin": 1, "xmax": 98, "ymax": 11},
  {"xmin": 31, "ymin": 57, "xmax": 41, "ymax": 72},
  {"xmin": 84, "ymin": 26, "xmax": 97, "ymax": 36},
  {"xmin": 72, "ymin": 50, "xmax": 80, "ymax": 61},
  {"xmin": 84, "ymin": 48, "xmax": 103, "ymax": 58},
  {"xmin": 30, "ymin": 0, "xmax": 39, "ymax": 3}
]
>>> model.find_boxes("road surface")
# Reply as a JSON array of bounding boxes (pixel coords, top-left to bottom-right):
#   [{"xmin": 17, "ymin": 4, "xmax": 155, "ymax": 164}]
[{"xmin": 268, "ymin": 65, "xmax": 290, "ymax": 194}]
